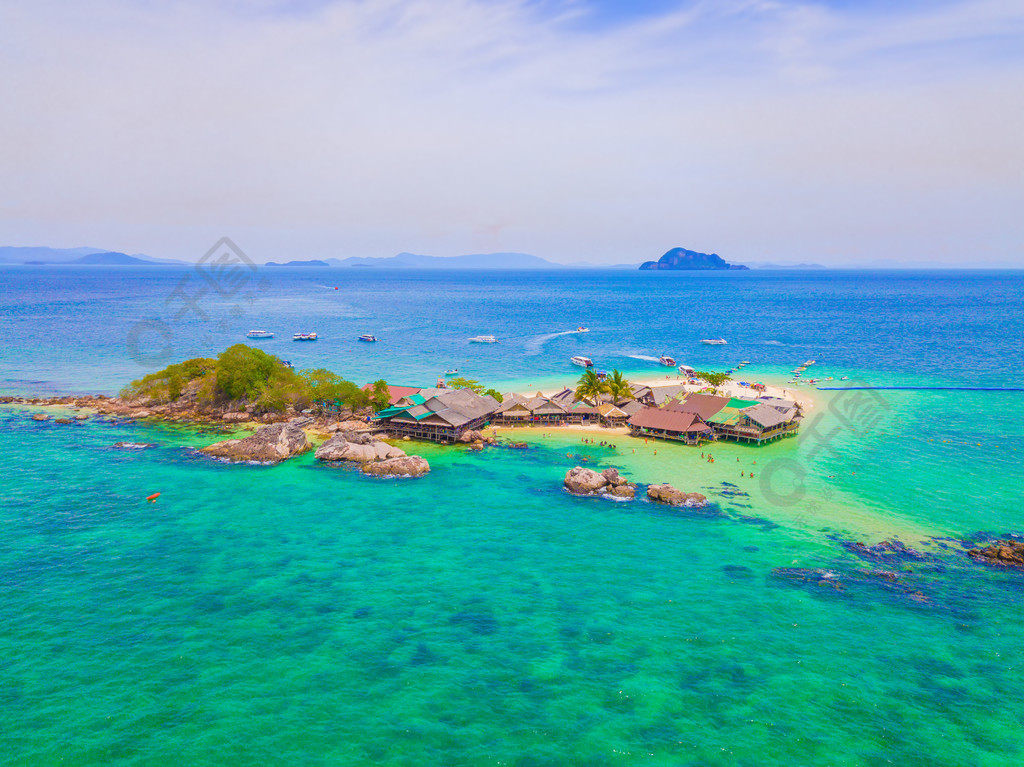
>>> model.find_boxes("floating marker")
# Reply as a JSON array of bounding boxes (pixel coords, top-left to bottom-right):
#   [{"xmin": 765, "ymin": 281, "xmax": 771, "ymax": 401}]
[{"xmin": 146, "ymin": 493, "xmax": 161, "ymax": 503}]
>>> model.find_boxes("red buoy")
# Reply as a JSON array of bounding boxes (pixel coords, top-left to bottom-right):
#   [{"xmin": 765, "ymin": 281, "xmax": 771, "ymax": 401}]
[{"xmin": 146, "ymin": 493, "xmax": 161, "ymax": 502}]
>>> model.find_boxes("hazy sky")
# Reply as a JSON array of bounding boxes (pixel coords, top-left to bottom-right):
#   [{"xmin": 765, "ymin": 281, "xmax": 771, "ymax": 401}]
[{"xmin": 1, "ymin": 0, "xmax": 1022, "ymax": 265}]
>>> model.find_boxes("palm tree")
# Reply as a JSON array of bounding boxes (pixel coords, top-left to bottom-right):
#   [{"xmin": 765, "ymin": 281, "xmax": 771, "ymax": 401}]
[
  {"xmin": 606, "ymin": 369, "xmax": 633, "ymax": 404},
  {"xmin": 574, "ymin": 369, "xmax": 609, "ymax": 403}
]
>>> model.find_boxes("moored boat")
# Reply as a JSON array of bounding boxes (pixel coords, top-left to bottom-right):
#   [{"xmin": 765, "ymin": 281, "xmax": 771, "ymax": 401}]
[
  {"xmin": 700, "ymin": 338, "xmax": 727, "ymax": 345},
  {"xmin": 293, "ymin": 332, "xmax": 317, "ymax": 341},
  {"xmin": 357, "ymin": 334, "xmax": 377, "ymax": 342},
  {"xmin": 469, "ymin": 335, "xmax": 498, "ymax": 343},
  {"xmin": 571, "ymin": 355, "xmax": 594, "ymax": 368},
  {"xmin": 246, "ymin": 330, "xmax": 274, "ymax": 339},
  {"xmin": 444, "ymin": 368, "xmax": 458, "ymax": 376}
]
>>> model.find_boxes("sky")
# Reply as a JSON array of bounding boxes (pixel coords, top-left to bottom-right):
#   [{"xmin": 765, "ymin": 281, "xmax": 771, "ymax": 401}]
[{"xmin": 1, "ymin": 0, "xmax": 1022, "ymax": 266}]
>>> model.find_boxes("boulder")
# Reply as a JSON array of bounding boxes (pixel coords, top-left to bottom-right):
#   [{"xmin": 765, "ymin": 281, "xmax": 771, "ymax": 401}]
[
  {"xmin": 361, "ymin": 456, "xmax": 430, "ymax": 477},
  {"xmin": 222, "ymin": 412, "xmax": 250, "ymax": 423},
  {"xmin": 564, "ymin": 466, "xmax": 610, "ymax": 495},
  {"xmin": 609, "ymin": 483, "xmax": 637, "ymax": 499},
  {"xmin": 969, "ymin": 539, "xmax": 1024, "ymax": 568},
  {"xmin": 647, "ymin": 484, "xmax": 708, "ymax": 507},
  {"xmin": 75, "ymin": 414, "xmax": 89, "ymax": 421},
  {"xmin": 54, "ymin": 417, "xmax": 73, "ymax": 424},
  {"xmin": 200, "ymin": 422, "xmax": 311, "ymax": 463},
  {"xmin": 32, "ymin": 413, "xmax": 50, "ymax": 421},
  {"xmin": 647, "ymin": 483, "xmax": 685, "ymax": 505},
  {"xmin": 314, "ymin": 433, "xmax": 406, "ymax": 463},
  {"xmin": 458, "ymin": 429, "xmax": 484, "ymax": 444},
  {"xmin": 130, "ymin": 409, "xmax": 153, "ymax": 418}
]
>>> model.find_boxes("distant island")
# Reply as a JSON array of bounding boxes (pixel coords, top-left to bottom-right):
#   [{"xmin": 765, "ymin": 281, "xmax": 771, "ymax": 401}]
[
  {"xmin": 639, "ymin": 247, "xmax": 749, "ymax": 271},
  {"xmin": 266, "ymin": 259, "xmax": 329, "ymax": 267}
]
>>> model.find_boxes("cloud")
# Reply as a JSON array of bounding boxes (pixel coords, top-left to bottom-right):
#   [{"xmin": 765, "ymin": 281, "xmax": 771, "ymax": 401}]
[{"xmin": 0, "ymin": 0, "xmax": 1021, "ymax": 264}]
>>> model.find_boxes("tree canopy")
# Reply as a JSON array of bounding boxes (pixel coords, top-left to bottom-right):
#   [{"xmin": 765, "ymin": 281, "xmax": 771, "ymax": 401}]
[{"xmin": 574, "ymin": 369, "xmax": 609, "ymax": 403}]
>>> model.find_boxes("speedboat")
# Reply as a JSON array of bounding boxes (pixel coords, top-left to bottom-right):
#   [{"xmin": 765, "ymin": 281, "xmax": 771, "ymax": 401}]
[
  {"xmin": 293, "ymin": 332, "xmax": 317, "ymax": 341},
  {"xmin": 246, "ymin": 330, "xmax": 274, "ymax": 339},
  {"xmin": 576, "ymin": 326, "xmax": 589, "ymax": 333},
  {"xmin": 357, "ymin": 334, "xmax": 377, "ymax": 342},
  {"xmin": 469, "ymin": 335, "xmax": 498, "ymax": 343},
  {"xmin": 678, "ymin": 364, "xmax": 696, "ymax": 377},
  {"xmin": 444, "ymin": 368, "xmax": 458, "ymax": 376},
  {"xmin": 700, "ymin": 338, "xmax": 727, "ymax": 345},
  {"xmin": 281, "ymin": 359, "xmax": 293, "ymax": 368},
  {"xmin": 595, "ymin": 370, "xmax": 607, "ymax": 380},
  {"xmin": 571, "ymin": 355, "xmax": 594, "ymax": 368},
  {"xmin": 659, "ymin": 355, "xmax": 676, "ymax": 367}
]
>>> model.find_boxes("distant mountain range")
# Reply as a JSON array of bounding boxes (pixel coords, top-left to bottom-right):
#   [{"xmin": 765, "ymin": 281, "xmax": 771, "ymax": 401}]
[
  {"xmin": 639, "ymin": 247, "xmax": 749, "ymax": 271},
  {"xmin": 325, "ymin": 252, "xmax": 569, "ymax": 269},
  {"xmin": 0, "ymin": 246, "xmax": 187, "ymax": 266},
  {"xmin": 2, "ymin": 245, "xmax": 842, "ymax": 270}
]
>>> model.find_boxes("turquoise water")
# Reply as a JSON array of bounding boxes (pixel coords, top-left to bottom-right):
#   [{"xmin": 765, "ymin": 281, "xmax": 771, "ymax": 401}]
[{"xmin": 3, "ymin": 267, "xmax": 1024, "ymax": 763}]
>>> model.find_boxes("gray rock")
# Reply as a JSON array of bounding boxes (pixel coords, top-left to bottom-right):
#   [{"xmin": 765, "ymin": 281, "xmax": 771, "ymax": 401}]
[
  {"xmin": 361, "ymin": 455, "xmax": 430, "ymax": 477},
  {"xmin": 564, "ymin": 466, "xmax": 610, "ymax": 495},
  {"xmin": 31, "ymin": 413, "xmax": 50, "ymax": 421},
  {"xmin": 314, "ymin": 433, "xmax": 406, "ymax": 463},
  {"xmin": 201, "ymin": 423, "xmax": 311, "ymax": 463}
]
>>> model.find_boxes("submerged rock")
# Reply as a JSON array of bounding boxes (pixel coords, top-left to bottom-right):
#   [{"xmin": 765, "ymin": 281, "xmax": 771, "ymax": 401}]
[
  {"xmin": 113, "ymin": 442, "xmax": 156, "ymax": 449},
  {"xmin": 31, "ymin": 413, "xmax": 50, "ymax": 421},
  {"xmin": 842, "ymin": 539, "xmax": 928, "ymax": 563},
  {"xmin": 647, "ymin": 483, "xmax": 708, "ymax": 508},
  {"xmin": 200, "ymin": 422, "xmax": 311, "ymax": 463},
  {"xmin": 361, "ymin": 455, "xmax": 430, "ymax": 477},
  {"xmin": 54, "ymin": 417, "xmax": 73, "ymax": 424},
  {"xmin": 968, "ymin": 539, "xmax": 1024, "ymax": 568}
]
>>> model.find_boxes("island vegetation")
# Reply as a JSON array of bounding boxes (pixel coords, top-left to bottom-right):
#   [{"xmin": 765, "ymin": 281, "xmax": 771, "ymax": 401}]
[{"xmin": 121, "ymin": 344, "xmax": 373, "ymax": 415}]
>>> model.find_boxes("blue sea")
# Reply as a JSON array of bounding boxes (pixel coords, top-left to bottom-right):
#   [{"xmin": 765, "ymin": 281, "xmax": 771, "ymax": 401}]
[{"xmin": 2, "ymin": 265, "xmax": 1024, "ymax": 765}]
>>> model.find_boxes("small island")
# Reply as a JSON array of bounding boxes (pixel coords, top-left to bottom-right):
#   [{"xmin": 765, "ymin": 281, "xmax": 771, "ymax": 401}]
[
  {"xmin": 639, "ymin": 247, "xmax": 749, "ymax": 271},
  {"xmin": 265, "ymin": 259, "xmax": 330, "ymax": 267}
]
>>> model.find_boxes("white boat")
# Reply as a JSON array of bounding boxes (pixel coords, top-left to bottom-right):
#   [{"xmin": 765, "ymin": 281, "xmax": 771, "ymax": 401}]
[
  {"xmin": 678, "ymin": 364, "xmax": 696, "ymax": 377},
  {"xmin": 246, "ymin": 330, "xmax": 274, "ymax": 339},
  {"xmin": 293, "ymin": 332, "xmax": 317, "ymax": 341},
  {"xmin": 576, "ymin": 326, "xmax": 589, "ymax": 333},
  {"xmin": 469, "ymin": 335, "xmax": 498, "ymax": 343},
  {"xmin": 700, "ymin": 338, "xmax": 727, "ymax": 345},
  {"xmin": 571, "ymin": 355, "xmax": 594, "ymax": 368},
  {"xmin": 659, "ymin": 355, "xmax": 676, "ymax": 367},
  {"xmin": 444, "ymin": 368, "xmax": 458, "ymax": 376},
  {"xmin": 357, "ymin": 334, "xmax": 377, "ymax": 342}
]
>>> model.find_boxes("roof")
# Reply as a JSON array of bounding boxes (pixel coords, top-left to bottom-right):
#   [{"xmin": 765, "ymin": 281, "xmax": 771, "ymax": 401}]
[
  {"xmin": 550, "ymin": 387, "xmax": 576, "ymax": 405},
  {"xmin": 628, "ymin": 407, "xmax": 711, "ymax": 433},
  {"xmin": 496, "ymin": 394, "xmax": 529, "ymax": 414},
  {"xmin": 385, "ymin": 388, "xmax": 499, "ymax": 428},
  {"xmin": 742, "ymin": 403, "xmax": 794, "ymax": 429},
  {"xmin": 597, "ymin": 403, "xmax": 628, "ymax": 418},
  {"xmin": 570, "ymin": 400, "xmax": 600, "ymax": 415},
  {"xmin": 361, "ymin": 384, "xmax": 422, "ymax": 406},
  {"xmin": 667, "ymin": 393, "xmax": 731, "ymax": 420},
  {"xmin": 726, "ymin": 397, "xmax": 760, "ymax": 409},
  {"xmin": 619, "ymin": 399, "xmax": 644, "ymax": 416},
  {"xmin": 527, "ymin": 397, "xmax": 567, "ymax": 415},
  {"xmin": 649, "ymin": 385, "xmax": 690, "ymax": 406}
]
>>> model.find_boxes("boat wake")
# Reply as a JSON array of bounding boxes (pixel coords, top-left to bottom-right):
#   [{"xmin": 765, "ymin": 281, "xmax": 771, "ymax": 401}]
[
  {"xmin": 763, "ymin": 340, "xmax": 786, "ymax": 346},
  {"xmin": 524, "ymin": 330, "xmax": 584, "ymax": 356},
  {"xmin": 627, "ymin": 354, "xmax": 661, "ymax": 362}
]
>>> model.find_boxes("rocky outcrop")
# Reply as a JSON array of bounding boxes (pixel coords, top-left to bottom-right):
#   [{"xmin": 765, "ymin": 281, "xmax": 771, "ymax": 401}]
[
  {"xmin": 639, "ymin": 247, "xmax": 749, "ymax": 271},
  {"xmin": 200, "ymin": 422, "xmax": 311, "ymax": 463},
  {"xmin": 221, "ymin": 412, "xmax": 250, "ymax": 423},
  {"xmin": 32, "ymin": 413, "xmax": 50, "ymax": 421},
  {"xmin": 315, "ymin": 432, "xmax": 406, "ymax": 463},
  {"xmin": 969, "ymin": 539, "xmax": 1024, "ymax": 568},
  {"xmin": 361, "ymin": 456, "xmax": 430, "ymax": 478},
  {"xmin": 647, "ymin": 483, "xmax": 708, "ymax": 507},
  {"xmin": 54, "ymin": 417, "xmax": 73, "ymax": 424},
  {"xmin": 564, "ymin": 466, "xmax": 637, "ymax": 499}
]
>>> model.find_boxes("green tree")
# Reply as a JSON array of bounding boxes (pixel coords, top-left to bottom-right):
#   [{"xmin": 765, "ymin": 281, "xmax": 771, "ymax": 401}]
[
  {"xmin": 606, "ymin": 370, "xmax": 633, "ymax": 403},
  {"xmin": 369, "ymin": 379, "xmax": 392, "ymax": 411},
  {"xmin": 301, "ymin": 368, "xmax": 368, "ymax": 412},
  {"xmin": 694, "ymin": 370, "xmax": 731, "ymax": 392},
  {"xmin": 446, "ymin": 377, "xmax": 484, "ymax": 394},
  {"xmin": 483, "ymin": 388, "xmax": 504, "ymax": 403},
  {"xmin": 574, "ymin": 369, "xmax": 609, "ymax": 403},
  {"xmin": 216, "ymin": 344, "xmax": 278, "ymax": 400}
]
